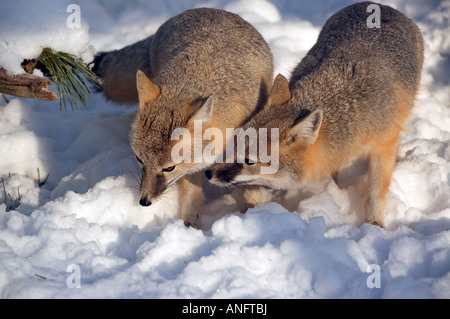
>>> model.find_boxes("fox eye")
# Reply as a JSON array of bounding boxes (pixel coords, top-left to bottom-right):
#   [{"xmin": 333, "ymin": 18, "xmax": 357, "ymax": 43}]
[
  {"xmin": 136, "ymin": 156, "xmax": 143, "ymax": 165},
  {"xmin": 245, "ymin": 158, "xmax": 256, "ymax": 165},
  {"xmin": 162, "ymin": 165, "xmax": 176, "ymax": 172}
]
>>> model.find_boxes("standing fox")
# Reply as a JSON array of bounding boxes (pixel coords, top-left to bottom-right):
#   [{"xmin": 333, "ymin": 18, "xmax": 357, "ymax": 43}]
[
  {"xmin": 206, "ymin": 2, "xmax": 424, "ymax": 227},
  {"xmin": 94, "ymin": 8, "xmax": 273, "ymax": 227}
]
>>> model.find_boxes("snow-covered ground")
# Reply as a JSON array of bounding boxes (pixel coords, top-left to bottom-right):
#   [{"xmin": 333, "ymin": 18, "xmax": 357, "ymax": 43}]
[{"xmin": 0, "ymin": 0, "xmax": 449, "ymax": 298}]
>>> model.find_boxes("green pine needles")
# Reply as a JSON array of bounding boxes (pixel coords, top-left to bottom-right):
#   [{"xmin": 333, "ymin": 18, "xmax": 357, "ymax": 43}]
[{"xmin": 37, "ymin": 48, "xmax": 103, "ymax": 112}]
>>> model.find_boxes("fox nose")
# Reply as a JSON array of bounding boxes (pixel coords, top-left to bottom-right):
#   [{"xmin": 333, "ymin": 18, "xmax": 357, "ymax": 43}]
[
  {"xmin": 205, "ymin": 169, "xmax": 212, "ymax": 180},
  {"xmin": 139, "ymin": 196, "xmax": 152, "ymax": 206}
]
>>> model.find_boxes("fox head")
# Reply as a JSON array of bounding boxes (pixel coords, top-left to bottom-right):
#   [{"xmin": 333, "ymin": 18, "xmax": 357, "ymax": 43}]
[
  {"xmin": 130, "ymin": 70, "xmax": 218, "ymax": 206},
  {"xmin": 205, "ymin": 74, "xmax": 324, "ymax": 190}
]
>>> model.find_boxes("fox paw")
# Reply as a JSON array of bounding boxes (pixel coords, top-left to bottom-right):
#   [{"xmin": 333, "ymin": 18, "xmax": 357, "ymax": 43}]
[
  {"xmin": 366, "ymin": 218, "xmax": 385, "ymax": 228},
  {"xmin": 183, "ymin": 214, "xmax": 200, "ymax": 229}
]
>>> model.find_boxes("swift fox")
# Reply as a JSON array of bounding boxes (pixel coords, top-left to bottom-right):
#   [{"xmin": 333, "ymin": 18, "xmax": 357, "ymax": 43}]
[
  {"xmin": 96, "ymin": 8, "xmax": 273, "ymax": 227},
  {"xmin": 206, "ymin": 2, "xmax": 424, "ymax": 227}
]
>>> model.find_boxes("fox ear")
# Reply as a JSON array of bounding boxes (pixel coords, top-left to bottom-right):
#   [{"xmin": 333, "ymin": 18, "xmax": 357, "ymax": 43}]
[
  {"xmin": 268, "ymin": 74, "xmax": 291, "ymax": 107},
  {"xmin": 190, "ymin": 95, "xmax": 215, "ymax": 126},
  {"xmin": 287, "ymin": 108, "xmax": 323, "ymax": 145},
  {"xmin": 136, "ymin": 70, "xmax": 160, "ymax": 108}
]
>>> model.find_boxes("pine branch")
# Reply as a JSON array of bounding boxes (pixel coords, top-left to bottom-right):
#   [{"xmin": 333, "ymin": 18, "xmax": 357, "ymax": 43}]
[
  {"xmin": 0, "ymin": 49, "xmax": 103, "ymax": 111},
  {"xmin": 37, "ymin": 48, "xmax": 103, "ymax": 112}
]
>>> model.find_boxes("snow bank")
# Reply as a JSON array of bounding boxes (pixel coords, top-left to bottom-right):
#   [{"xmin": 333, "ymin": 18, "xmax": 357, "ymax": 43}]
[
  {"xmin": 1, "ymin": 202, "xmax": 449, "ymax": 298},
  {"xmin": 0, "ymin": 0, "xmax": 449, "ymax": 299},
  {"xmin": 0, "ymin": 0, "xmax": 92, "ymax": 75}
]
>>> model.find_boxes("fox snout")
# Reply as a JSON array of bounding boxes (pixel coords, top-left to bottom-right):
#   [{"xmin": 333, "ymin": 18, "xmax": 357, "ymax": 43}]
[
  {"xmin": 139, "ymin": 195, "xmax": 151, "ymax": 206},
  {"xmin": 138, "ymin": 172, "xmax": 167, "ymax": 207}
]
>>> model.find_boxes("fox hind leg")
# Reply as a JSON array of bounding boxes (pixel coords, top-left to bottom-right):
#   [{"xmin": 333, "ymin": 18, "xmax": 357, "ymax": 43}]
[{"xmin": 365, "ymin": 135, "xmax": 399, "ymax": 228}]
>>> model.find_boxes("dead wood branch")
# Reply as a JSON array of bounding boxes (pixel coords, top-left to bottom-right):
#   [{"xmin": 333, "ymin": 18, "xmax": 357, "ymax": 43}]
[{"xmin": 0, "ymin": 68, "xmax": 57, "ymax": 101}]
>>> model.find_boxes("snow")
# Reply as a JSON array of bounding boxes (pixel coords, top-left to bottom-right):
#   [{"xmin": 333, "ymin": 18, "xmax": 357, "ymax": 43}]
[
  {"xmin": 0, "ymin": 0, "xmax": 92, "ymax": 75},
  {"xmin": 0, "ymin": 0, "xmax": 449, "ymax": 299}
]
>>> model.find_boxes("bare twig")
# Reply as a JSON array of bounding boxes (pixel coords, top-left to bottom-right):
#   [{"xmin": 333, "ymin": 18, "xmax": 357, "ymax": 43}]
[
  {"xmin": 0, "ymin": 68, "xmax": 57, "ymax": 101},
  {"xmin": 34, "ymin": 274, "xmax": 47, "ymax": 280}
]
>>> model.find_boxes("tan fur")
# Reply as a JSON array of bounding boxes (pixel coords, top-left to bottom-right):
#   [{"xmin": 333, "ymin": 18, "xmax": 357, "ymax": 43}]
[
  {"xmin": 206, "ymin": 2, "xmax": 424, "ymax": 228},
  {"xmin": 136, "ymin": 70, "xmax": 160, "ymax": 104},
  {"xmin": 268, "ymin": 74, "xmax": 292, "ymax": 107}
]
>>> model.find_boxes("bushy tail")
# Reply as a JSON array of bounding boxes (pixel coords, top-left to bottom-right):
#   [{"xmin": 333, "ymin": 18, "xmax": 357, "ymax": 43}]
[{"xmin": 91, "ymin": 36, "xmax": 153, "ymax": 105}]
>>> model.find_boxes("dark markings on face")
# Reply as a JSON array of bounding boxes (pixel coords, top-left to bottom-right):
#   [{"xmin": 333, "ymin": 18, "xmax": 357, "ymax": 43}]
[
  {"xmin": 154, "ymin": 173, "xmax": 166, "ymax": 197},
  {"xmin": 216, "ymin": 163, "xmax": 243, "ymax": 183}
]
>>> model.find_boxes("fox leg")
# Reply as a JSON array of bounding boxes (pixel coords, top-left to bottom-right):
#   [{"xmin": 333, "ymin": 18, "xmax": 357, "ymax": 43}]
[
  {"xmin": 365, "ymin": 135, "xmax": 399, "ymax": 227},
  {"xmin": 229, "ymin": 185, "xmax": 262, "ymax": 213},
  {"xmin": 241, "ymin": 185, "xmax": 262, "ymax": 212},
  {"xmin": 180, "ymin": 172, "xmax": 203, "ymax": 228}
]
